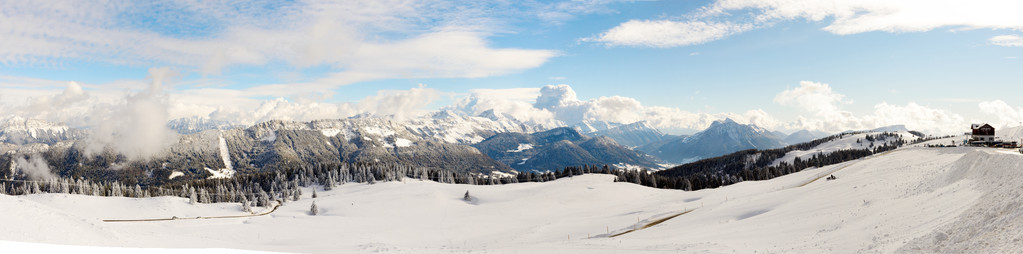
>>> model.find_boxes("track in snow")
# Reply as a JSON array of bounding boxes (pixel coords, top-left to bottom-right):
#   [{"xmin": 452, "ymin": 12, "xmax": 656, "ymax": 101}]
[{"xmin": 103, "ymin": 200, "xmax": 282, "ymax": 223}]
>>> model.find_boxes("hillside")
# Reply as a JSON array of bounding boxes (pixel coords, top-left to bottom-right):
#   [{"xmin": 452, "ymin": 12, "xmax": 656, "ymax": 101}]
[
  {"xmin": 473, "ymin": 127, "xmax": 660, "ymax": 172},
  {"xmin": 2, "ymin": 142, "xmax": 1023, "ymax": 252}
]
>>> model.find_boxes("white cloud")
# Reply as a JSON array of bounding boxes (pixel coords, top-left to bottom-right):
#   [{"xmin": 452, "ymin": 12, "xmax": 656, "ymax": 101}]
[
  {"xmin": 978, "ymin": 100, "xmax": 1023, "ymax": 127},
  {"xmin": 448, "ymin": 88, "xmax": 559, "ymax": 126},
  {"xmin": 590, "ymin": 0, "xmax": 1023, "ymax": 47},
  {"xmin": 356, "ymin": 85, "xmax": 442, "ymax": 119},
  {"xmin": 990, "ymin": 35, "xmax": 1023, "ymax": 47},
  {"xmin": 866, "ymin": 102, "xmax": 964, "ymax": 135},
  {"xmin": 585, "ymin": 20, "xmax": 750, "ymax": 47},
  {"xmin": 530, "ymin": 84, "xmax": 779, "ymax": 132},
  {"xmin": 14, "ymin": 153, "xmax": 55, "ymax": 180},
  {"xmin": 0, "ymin": 1, "xmax": 557, "ymax": 80},
  {"xmin": 774, "ymin": 81, "xmax": 851, "ymax": 120},
  {"xmin": 85, "ymin": 67, "xmax": 180, "ymax": 160},
  {"xmin": 775, "ymin": 80, "xmax": 965, "ymax": 134}
]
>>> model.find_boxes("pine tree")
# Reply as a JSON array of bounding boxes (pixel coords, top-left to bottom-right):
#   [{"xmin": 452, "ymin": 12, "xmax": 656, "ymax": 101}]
[
  {"xmin": 463, "ymin": 190, "xmax": 471, "ymax": 201},
  {"xmin": 311, "ymin": 189, "xmax": 317, "ymax": 198},
  {"xmin": 310, "ymin": 201, "xmax": 319, "ymax": 216},
  {"xmin": 241, "ymin": 196, "xmax": 253, "ymax": 213},
  {"xmin": 189, "ymin": 187, "xmax": 197, "ymax": 205}
]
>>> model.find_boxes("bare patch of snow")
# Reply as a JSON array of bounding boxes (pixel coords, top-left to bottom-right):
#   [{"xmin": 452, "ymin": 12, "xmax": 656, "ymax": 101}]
[
  {"xmin": 506, "ymin": 143, "xmax": 534, "ymax": 153},
  {"xmin": 320, "ymin": 129, "xmax": 342, "ymax": 137},
  {"xmin": 168, "ymin": 171, "xmax": 184, "ymax": 180},
  {"xmin": 204, "ymin": 167, "xmax": 235, "ymax": 179},
  {"xmin": 394, "ymin": 138, "xmax": 413, "ymax": 147}
]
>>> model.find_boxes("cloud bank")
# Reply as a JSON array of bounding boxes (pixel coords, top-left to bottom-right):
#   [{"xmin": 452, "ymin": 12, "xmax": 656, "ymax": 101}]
[
  {"xmin": 774, "ymin": 81, "xmax": 965, "ymax": 135},
  {"xmin": 590, "ymin": 0, "xmax": 1023, "ymax": 47},
  {"xmin": 0, "ymin": 1, "xmax": 557, "ymax": 86}
]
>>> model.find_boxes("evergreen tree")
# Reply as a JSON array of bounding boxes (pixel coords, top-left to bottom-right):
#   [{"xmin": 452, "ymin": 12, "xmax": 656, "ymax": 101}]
[
  {"xmin": 312, "ymin": 189, "xmax": 317, "ymax": 198},
  {"xmin": 463, "ymin": 190, "xmax": 471, "ymax": 201},
  {"xmin": 310, "ymin": 201, "xmax": 319, "ymax": 216},
  {"xmin": 241, "ymin": 196, "xmax": 252, "ymax": 213},
  {"xmin": 189, "ymin": 187, "xmax": 197, "ymax": 205}
]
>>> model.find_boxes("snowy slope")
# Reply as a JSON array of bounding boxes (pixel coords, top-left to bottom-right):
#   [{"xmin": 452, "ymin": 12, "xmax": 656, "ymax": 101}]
[
  {"xmin": 3, "ymin": 144, "xmax": 1023, "ymax": 252},
  {"xmin": 770, "ymin": 131, "xmax": 912, "ymax": 166}
]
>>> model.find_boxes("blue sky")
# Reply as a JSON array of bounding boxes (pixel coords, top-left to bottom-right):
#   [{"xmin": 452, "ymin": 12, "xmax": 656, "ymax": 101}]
[{"xmin": 2, "ymin": 0, "xmax": 1023, "ymax": 135}]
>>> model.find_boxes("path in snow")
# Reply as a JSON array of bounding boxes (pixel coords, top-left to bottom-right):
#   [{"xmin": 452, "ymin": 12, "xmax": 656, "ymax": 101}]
[{"xmin": 103, "ymin": 200, "xmax": 281, "ymax": 223}]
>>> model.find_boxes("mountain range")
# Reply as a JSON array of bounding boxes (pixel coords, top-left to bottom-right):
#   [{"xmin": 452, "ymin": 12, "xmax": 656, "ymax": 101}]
[
  {"xmin": 2, "ymin": 112, "xmax": 858, "ymax": 181},
  {"xmin": 473, "ymin": 127, "xmax": 660, "ymax": 172},
  {"xmin": 638, "ymin": 119, "xmax": 788, "ymax": 164}
]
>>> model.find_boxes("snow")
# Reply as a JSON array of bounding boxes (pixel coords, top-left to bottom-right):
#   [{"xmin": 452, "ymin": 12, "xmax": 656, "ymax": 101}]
[
  {"xmin": 320, "ymin": 129, "xmax": 342, "ymax": 137},
  {"xmin": 394, "ymin": 138, "xmax": 413, "ymax": 147},
  {"xmin": 3, "ymin": 146, "xmax": 1023, "ymax": 252},
  {"xmin": 506, "ymin": 143, "xmax": 534, "ymax": 153},
  {"xmin": 771, "ymin": 131, "xmax": 911, "ymax": 166},
  {"xmin": 168, "ymin": 171, "xmax": 184, "ymax": 180},
  {"xmin": 218, "ymin": 134, "xmax": 233, "ymax": 175},
  {"xmin": 204, "ymin": 167, "xmax": 235, "ymax": 179}
]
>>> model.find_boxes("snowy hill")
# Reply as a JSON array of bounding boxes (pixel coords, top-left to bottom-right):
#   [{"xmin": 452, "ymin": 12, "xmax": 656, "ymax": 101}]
[
  {"xmin": 3, "ymin": 143, "xmax": 1023, "ymax": 252},
  {"xmin": 771, "ymin": 131, "xmax": 913, "ymax": 166}
]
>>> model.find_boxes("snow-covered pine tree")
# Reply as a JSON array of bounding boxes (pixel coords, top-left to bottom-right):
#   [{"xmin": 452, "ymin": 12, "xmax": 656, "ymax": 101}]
[
  {"xmin": 241, "ymin": 196, "xmax": 252, "ymax": 213},
  {"xmin": 134, "ymin": 185, "xmax": 143, "ymax": 198},
  {"xmin": 312, "ymin": 189, "xmax": 317, "ymax": 198},
  {"xmin": 189, "ymin": 187, "xmax": 197, "ymax": 205},
  {"xmin": 463, "ymin": 190, "xmax": 471, "ymax": 201},
  {"xmin": 310, "ymin": 201, "xmax": 318, "ymax": 216}
]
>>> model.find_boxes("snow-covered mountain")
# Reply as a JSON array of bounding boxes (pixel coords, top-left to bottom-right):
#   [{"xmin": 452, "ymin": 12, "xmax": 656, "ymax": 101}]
[
  {"xmin": 166, "ymin": 116, "xmax": 243, "ymax": 134},
  {"xmin": 591, "ymin": 121, "xmax": 674, "ymax": 148},
  {"xmin": 473, "ymin": 127, "xmax": 660, "ymax": 172},
  {"xmin": 639, "ymin": 118, "xmax": 787, "ymax": 163},
  {"xmin": 571, "ymin": 120, "xmax": 621, "ymax": 133},
  {"xmin": 0, "ymin": 116, "xmax": 85, "ymax": 145}
]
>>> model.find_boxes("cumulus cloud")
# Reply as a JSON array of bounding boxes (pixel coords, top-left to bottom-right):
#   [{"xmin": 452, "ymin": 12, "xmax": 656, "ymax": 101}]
[
  {"xmin": 589, "ymin": 0, "xmax": 1023, "ymax": 47},
  {"xmin": 775, "ymin": 81, "xmax": 964, "ymax": 134},
  {"xmin": 448, "ymin": 88, "xmax": 559, "ymax": 126},
  {"xmin": 528, "ymin": 84, "xmax": 781, "ymax": 132},
  {"xmin": 978, "ymin": 100, "xmax": 1023, "ymax": 127},
  {"xmin": 990, "ymin": 35, "xmax": 1023, "ymax": 47},
  {"xmin": 866, "ymin": 102, "xmax": 964, "ymax": 135},
  {"xmin": 774, "ymin": 81, "xmax": 853, "ymax": 124},
  {"xmin": 356, "ymin": 85, "xmax": 442, "ymax": 119}
]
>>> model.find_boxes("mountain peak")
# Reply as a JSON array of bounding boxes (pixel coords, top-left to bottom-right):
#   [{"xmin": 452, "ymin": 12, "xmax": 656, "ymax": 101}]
[{"xmin": 712, "ymin": 118, "xmax": 738, "ymax": 126}]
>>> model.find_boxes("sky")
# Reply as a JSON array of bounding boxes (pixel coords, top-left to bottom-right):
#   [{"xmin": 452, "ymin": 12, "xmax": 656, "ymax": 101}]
[{"xmin": 2, "ymin": 0, "xmax": 1023, "ymax": 136}]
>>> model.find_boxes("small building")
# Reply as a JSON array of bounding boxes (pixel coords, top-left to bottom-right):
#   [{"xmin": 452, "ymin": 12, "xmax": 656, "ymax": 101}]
[{"xmin": 971, "ymin": 123, "xmax": 996, "ymax": 144}]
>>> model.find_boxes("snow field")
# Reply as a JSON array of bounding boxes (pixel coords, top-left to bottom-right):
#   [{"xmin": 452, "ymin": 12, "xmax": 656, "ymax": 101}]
[{"xmin": 2, "ymin": 146, "xmax": 1023, "ymax": 253}]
